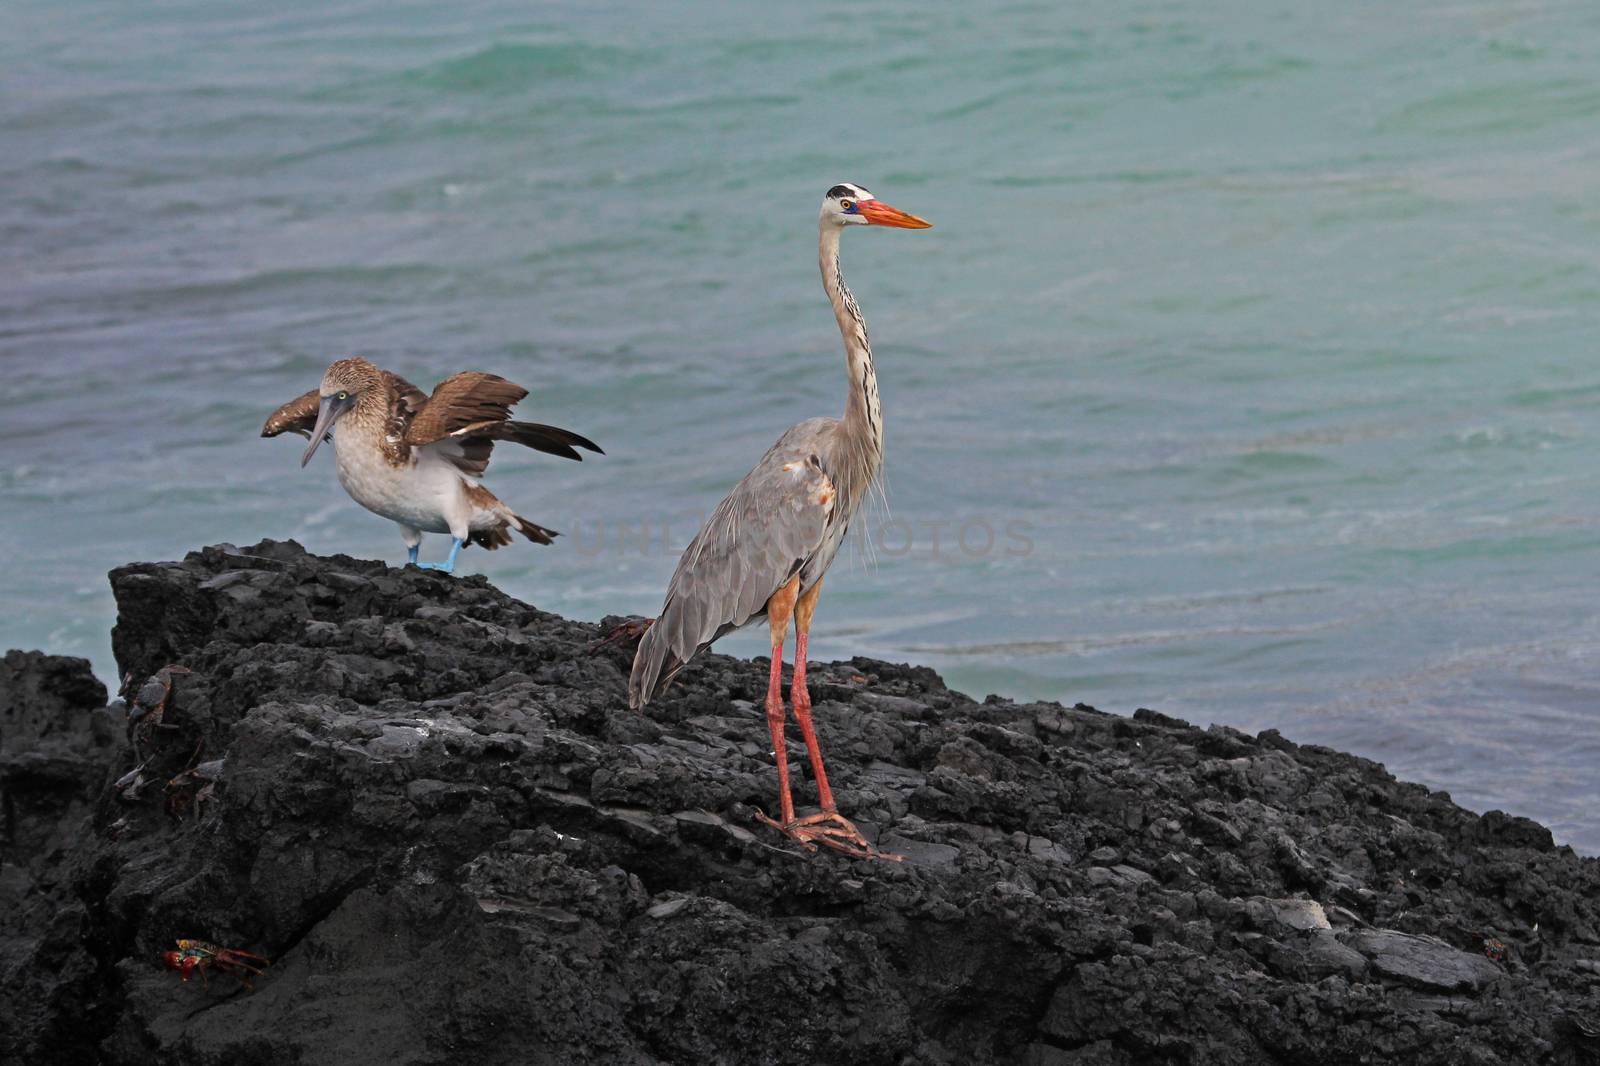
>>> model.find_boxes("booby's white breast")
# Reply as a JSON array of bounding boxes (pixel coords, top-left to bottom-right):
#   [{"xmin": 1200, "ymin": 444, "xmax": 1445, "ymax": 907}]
[{"xmin": 331, "ymin": 432, "xmax": 467, "ymax": 534}]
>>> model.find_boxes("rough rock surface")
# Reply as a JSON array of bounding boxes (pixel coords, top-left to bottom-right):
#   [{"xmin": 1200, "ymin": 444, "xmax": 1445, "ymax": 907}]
[{"xmin": 1, "ymin": 539, "xmax": 1597, "ymax": 1065}]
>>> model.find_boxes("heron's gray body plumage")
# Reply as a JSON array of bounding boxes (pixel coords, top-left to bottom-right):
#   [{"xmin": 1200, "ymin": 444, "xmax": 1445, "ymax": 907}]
[
  {"xmin": 629, "ymin": 187, "xmax": 901, "ymax": 709},
  {"xmin": 629, "ymin": 415, "xmax": 875, "ymax": 706}
]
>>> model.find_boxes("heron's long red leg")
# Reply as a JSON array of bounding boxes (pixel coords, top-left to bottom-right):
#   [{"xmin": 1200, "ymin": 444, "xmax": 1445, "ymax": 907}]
[
  {"xmin": 764, "ymin": 576, "xmax": 800, "ymax": 827},
  {"xmin": 790, "ymin": 578, "xmax": 836, "ymax": 811},
  {"xmin": 762, "ymin": 580, "xmax": 900, "ymax": 861},
  {"xmin": 765, "ymin": 642, "xmax": 797, "ymax": 826}
]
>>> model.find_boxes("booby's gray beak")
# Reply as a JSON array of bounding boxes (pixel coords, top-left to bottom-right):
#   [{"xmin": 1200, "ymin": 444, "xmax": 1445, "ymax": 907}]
[{"xmin": 301, "ymin": 394, "xmax": 353, "ymax": 467}]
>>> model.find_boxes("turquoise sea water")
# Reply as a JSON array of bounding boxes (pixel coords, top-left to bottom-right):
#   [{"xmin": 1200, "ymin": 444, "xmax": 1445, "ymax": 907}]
[{"xmin": 3, "ymin": 1, "xmax": 1598, "ymax": 850}]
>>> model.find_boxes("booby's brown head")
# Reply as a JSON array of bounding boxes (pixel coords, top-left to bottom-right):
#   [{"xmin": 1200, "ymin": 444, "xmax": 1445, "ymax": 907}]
[{"xmin": 301, "ymin": 357, "xmax": 384, "ymax": 467}]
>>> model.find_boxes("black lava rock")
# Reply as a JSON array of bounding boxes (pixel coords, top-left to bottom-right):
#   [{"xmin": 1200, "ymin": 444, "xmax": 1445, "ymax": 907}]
[{"xmin": 1, "ymin": 539, "xmax": 1596, "ymax": 1065}]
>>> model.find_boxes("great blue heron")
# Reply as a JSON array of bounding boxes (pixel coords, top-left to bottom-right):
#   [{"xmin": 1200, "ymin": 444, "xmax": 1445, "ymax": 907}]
[
  {"xmin": 263, "ymin": 357, "xmax": 602, "ymax": 572},
  {"xmin": 629, "ymin": 182, "xmax": 931, "ymax": 857}
]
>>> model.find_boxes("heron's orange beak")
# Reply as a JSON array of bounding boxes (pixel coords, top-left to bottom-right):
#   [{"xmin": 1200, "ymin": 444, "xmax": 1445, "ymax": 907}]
[{"xmin": 858, "ymin": 200, "xmax": 932, "ymax": 229}]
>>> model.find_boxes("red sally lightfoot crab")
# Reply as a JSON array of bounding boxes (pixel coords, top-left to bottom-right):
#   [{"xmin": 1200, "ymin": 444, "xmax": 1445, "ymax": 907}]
[
  {"xmin": 120, "ymin": 664, "xmax": 192, "ymax": 755},
  {"xmin": 164, "ymin": 758, "xmax": 224, "ymax": 820},
  {"xmin": 160, "ymin": 940, "xmax": 269, "ymax": 990},
  {"xmin": 587, "ymin": 616, "xmax": 654, "ymax": 655}
]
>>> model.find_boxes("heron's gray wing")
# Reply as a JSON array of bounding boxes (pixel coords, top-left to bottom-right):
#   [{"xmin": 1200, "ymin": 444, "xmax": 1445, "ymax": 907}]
[
  {"xmin": 630, "ymin": 423, "xmax": 840, "ymax": 708},
  {"xmin": 260, "ymin": 389, "xmax": 321, "ymax": 439}
]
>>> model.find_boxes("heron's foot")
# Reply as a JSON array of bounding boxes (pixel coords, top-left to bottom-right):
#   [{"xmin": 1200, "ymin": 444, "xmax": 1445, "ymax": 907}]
[
  {"xmin": 587, "ymin": 617, "xmax": 655, "ymax": 655},
  {"xmin": 755, "ymin": 809, "xmax": 903, "ymax": 862}
]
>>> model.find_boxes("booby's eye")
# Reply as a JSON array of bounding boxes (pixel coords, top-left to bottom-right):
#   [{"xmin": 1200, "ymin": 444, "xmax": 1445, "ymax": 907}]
[
  {"xmin": 336, "ymin": 391, "xmax": 349, "ymax": 401},
  {"xmin": 839, "ymin": 199, "xmax": 854, "ymax": 212}
]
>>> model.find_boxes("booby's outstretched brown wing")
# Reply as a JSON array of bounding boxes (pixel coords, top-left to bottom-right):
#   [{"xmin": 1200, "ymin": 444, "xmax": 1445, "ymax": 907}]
[
  {"xmin": 382, "ymin": 371, "xmax": 429, "ymax": 442},
  {"xmin": 261, "ymin": 389, "xmax": 322, "ymax": 439},
  {"xmin": 404, "ymin": 373, "xmax": 528, "ymax": 445},
  {"xmin": 385, "ymin": 371, "xmax": 428, "ymax": 414},
  {"xmin": 404, "ymin": 372, "xmax": 602, "ymax": 479}
]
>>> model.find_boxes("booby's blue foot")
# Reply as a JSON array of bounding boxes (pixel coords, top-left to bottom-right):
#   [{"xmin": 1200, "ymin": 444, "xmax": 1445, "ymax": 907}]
[
  {"xmin": 416, "ymin": 538, "xmax": 465, "ymax": 574},
  {"xmin": 407, "ymin": 546, "xmax": 420, "ymax": 566}
]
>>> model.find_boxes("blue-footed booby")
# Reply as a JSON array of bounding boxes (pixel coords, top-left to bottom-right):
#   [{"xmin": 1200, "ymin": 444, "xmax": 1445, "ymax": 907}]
[{"xmin": 263, "ymin": 357, "xmax": 601, "ymax": 572}]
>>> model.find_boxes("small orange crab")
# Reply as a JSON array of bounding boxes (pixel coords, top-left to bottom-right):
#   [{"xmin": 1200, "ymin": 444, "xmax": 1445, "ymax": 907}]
[{"xmin": 160, "ymin": 939, "xmax": 269, "ymax": 990}]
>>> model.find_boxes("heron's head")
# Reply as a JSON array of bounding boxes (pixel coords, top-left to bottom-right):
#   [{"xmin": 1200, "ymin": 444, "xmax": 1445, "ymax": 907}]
[
  {"xmin": 301, "ymin": 357, "xmax": 381, "ymax": 467},
  {"xmin": 820, "ymin": 182, "xmax": 932, "ymax": 230}
]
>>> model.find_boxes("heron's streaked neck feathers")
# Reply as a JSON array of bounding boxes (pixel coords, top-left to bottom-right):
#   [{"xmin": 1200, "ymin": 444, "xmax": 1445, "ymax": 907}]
[{"xmin": 819, "ymin": 224, "xmax": 883, "ymax": 508}]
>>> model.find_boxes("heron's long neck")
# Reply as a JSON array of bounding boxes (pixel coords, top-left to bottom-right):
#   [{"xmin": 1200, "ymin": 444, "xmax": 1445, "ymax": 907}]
[{"xmin": 819, "ymin": 225, "xmax": 883, "ymax": 486}]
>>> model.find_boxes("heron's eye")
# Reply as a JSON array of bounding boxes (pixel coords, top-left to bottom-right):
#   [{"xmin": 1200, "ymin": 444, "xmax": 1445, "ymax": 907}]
[
  {"xmin": 337, "ymin": 391, "xmax": 348, "ymax": 401},
  {"xmin": 839, "ymin": 199, "xmax": 854, "ymax": 211}
]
